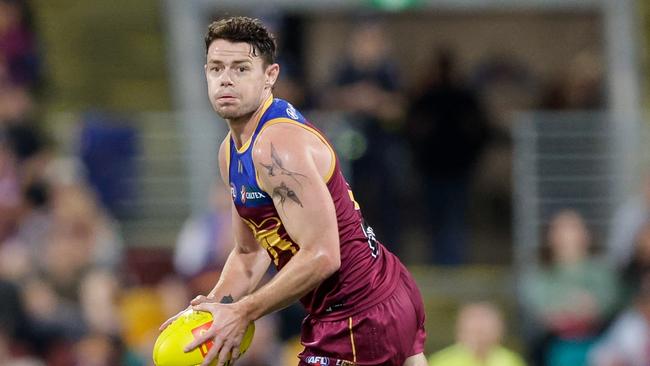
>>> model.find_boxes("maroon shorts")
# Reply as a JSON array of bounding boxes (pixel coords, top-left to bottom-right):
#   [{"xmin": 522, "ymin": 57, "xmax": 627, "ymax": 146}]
[{"xmin": 297, "ymin": 268, "xmax": 426, "ymax": 366}]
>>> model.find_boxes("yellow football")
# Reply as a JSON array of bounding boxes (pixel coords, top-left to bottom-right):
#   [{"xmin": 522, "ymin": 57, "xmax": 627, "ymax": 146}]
[{"xmin": 152, "ymin": 309, "xmax": 255, "ymax": 366}]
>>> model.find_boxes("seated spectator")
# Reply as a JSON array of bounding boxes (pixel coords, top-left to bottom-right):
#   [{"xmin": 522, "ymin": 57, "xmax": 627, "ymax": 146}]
[
  {"xmin": 0, "ymin": 329, "xmax": 44, "ymax": 366},
  {"xmin": 589, "ymin": 271, "xmax": 650, "ymax": 366},
  {"xmin": 0, "ymin": 0, "xmax": 41, "ymax": 88},
  {"xmin": 538, "ymin": 51, "xmax": 603, "ymax": 110},
  {"xmin": 0, "ymin": 141, "xmax": 19, "ymax": 243},
  {"xmin": 621, "ymin": 220, "xmax": 650, "ymax": 303},
  {"xmin": 428, "ymin": 301, "xmax": 526, "ymax": 366},
  {"xmin": 46, "ymin": 180, "xmax": 123, "ymax": 274},
  {"xmin": 522, "ymin": 210, "xmax": 620, "ymax": 366},
  {"xmin": 173, "ymin": 182, "xmax": 233, "ymax": 294},
  {"xmin": 608, "ymin": 174, "xmax": 650, "ymax": 269}
]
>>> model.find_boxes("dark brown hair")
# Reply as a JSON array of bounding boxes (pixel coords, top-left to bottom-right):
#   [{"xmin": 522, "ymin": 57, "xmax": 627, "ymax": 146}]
[{"xmin": 205, "ymin": 16, "xmax": 276, "ymax": 66}]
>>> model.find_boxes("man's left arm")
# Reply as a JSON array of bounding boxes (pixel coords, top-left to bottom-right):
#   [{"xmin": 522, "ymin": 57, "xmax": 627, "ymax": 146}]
[
  {"xmin": 240, "ymin": 123, "xmax": 341, "ymax": 319},
  {"xmin": 186, "ymin": 124, "xmax": 340, "ymax": 366}
]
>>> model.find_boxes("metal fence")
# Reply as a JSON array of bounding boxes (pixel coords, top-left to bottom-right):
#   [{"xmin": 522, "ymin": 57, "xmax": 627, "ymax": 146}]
[{"xmin": 512, "ymin": 111, "xmax": 632, "ymax": 271}]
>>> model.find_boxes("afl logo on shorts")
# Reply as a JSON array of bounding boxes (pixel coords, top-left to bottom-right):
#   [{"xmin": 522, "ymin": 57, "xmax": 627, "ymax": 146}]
[{"xmin": 305, "ymin": 356, "xmax": 330, "ymax": 366}]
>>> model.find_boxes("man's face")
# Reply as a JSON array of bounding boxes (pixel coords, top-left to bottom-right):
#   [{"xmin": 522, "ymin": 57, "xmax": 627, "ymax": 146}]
[{"xmin": 205, "ymin": 39, "xmax": 277, "ymax": 121}]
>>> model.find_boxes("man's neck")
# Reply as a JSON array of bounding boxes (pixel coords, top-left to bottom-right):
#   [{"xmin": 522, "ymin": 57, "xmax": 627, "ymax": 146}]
[{"xmin": 227, "ymin": 92, "xmax": 272, "ymax": 149}]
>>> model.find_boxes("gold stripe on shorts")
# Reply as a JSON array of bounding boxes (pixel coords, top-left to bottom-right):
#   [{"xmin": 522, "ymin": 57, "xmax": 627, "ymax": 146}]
[{"xmin": 348, "ymin": 316, "xmax": 357, "ymax": 363}]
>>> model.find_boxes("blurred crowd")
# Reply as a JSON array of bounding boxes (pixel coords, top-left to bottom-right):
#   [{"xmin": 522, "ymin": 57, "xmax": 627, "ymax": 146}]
[{"xmin": 0, "ymin": 3, "xmax": 644, "ymax": 366}]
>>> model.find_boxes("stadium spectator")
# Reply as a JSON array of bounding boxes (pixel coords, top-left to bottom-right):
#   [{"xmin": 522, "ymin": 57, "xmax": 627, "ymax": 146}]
[
  {"xmin": 522, "ymin": 210, "xmax": 619, "ymax": 366},
  {"xmin": 428, "ymin": 301, "xmax": 526, "ymax": 366},
  {"xmin": 608, "ymin": 174, "xmax": 650, "ymax": 269},
  {"xmin": 620, "ymin": 220, "xmax": 650, "ymax": 303},
  {"xmin": 539, "ymin": 51, "xmax": 603, "ymax": 110},
  {"xmin": 407, "ymin": 46, "xmax": 488, "ymax": 265},
  {"xmin": 0, "ymin": 0, "xmax": 41, "ymax": 88},
  {"xmin": 173, "ymin": 182, "xmax": 233, "ymax": 294},
  {"xmin": 589, "ymin": 271, "xmax": 650, "ymax": 366},
  {"xmin": 325, "ymin": 20, "xmax": 407, "ymax": 250}
]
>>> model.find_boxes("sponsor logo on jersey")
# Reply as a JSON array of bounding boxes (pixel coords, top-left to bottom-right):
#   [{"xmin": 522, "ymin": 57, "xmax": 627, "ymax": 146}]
[
  {"xmin": 240, "ymin": 185, "xmax": 267, "ymax": 204},
  {"xmin": 230, "ymin": 183, "xmax": 236, "ymax": 201},
  {"xmin": 324, "ymin": 303, "xmax": 345, "ymax": 313},
  {"xmin": 286, "ymin": 103, "xmax": 299, "ymax": 120}
]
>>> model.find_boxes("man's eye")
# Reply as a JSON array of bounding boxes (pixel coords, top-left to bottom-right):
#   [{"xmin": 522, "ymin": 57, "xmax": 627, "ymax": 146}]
[{"xmin": 238, "ymin": 67, "xmax": 248, "ymax": 72}]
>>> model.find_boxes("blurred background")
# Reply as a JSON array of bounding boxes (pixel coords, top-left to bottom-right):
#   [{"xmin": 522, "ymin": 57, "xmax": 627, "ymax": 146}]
[{"xmin": 0, "ymin": 0, "xmax": 649, "ymax": 365}]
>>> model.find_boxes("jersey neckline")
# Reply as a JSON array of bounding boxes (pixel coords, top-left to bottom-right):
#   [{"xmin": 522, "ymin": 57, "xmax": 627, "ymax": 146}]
[{"xmin": 232, "ymin": 94, "xmax": 274, "ymax": 154}]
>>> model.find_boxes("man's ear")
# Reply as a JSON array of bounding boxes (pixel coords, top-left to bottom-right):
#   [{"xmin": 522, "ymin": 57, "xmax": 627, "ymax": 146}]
[{"xmin": 265, "ymin": 63, "xmax": 280, "ymax": 89}]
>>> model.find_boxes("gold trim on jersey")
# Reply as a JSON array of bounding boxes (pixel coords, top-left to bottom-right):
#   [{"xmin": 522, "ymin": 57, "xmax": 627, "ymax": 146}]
[
  {"xmin": 242, "ymin": 216, "xmax": 298, "ymax": 266},
  {"xmin": 347, "ymin": 189, "xmax": 360, "ymax": 210},
  {"xmin": 235, "ymin": 94, "xmax": 274, "ymax": 154},
  {"xmin": 225, "ymin": 131, "xmax": 231, "ymax": 176},
  {"xmin": 252, "ymin": 118, "xmax": 337, "ymax": 190}
]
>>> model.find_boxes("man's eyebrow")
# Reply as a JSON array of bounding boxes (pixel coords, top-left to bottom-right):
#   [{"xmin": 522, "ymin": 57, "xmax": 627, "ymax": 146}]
[{"xmin": 207, "ymin": 59, "xmax": 253, "ymax": 65}]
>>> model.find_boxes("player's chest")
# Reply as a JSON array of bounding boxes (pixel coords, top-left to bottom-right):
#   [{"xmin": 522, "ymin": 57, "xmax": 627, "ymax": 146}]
[{"xmin": 229, "ymin": 154, "xmax": 272, "ymax": 208}]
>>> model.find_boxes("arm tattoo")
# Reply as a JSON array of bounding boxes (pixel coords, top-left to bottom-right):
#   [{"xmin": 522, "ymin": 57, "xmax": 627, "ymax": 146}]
[
  {"xmin": 219, "ymin": 295, "xmax": 234, "ymax": 304},
  {"xmin": 272, "ymin": 182, "xmax": 303, "ymax": 208},
  {"xmin": 260, "ymin": 143, "xmax": 307, "ymax": 187}
]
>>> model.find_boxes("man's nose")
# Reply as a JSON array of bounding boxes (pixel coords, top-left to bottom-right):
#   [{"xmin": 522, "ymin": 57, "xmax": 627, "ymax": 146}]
[{"xmin": 220, "ymin": 70, "xmax": 234, "ymax": 86}]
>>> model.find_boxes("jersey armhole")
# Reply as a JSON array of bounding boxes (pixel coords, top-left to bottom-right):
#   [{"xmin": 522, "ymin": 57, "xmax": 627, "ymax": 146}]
[{"xmin": 252, "ymin": 118, "xmax": 336, "ymax": 192}]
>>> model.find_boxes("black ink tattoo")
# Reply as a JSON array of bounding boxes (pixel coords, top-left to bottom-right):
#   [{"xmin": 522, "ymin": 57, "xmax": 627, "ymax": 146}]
[
  {"xmin": 272, "ymin": 182, "xmax": 303, "ymax": 208},
  {"xmin": 220, "ymin": 295, "xmax": 234, "ymax": 304},
  {"xmin": 260, "ymin": 143, "xmax": 307, "ymax": 186}
]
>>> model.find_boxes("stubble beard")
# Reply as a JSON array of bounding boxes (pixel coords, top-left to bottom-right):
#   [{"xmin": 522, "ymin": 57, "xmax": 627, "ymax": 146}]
[
  {"xmin": 216, "ymin": 108, "xmax": 239, "ymax": 120},
  {"xmin": 214, "ymin": 102, "xmax": 243, "ymax": 120},
  {"xmin": 215, "ymin": 103, "xmax": 255, "ymax": 123}
]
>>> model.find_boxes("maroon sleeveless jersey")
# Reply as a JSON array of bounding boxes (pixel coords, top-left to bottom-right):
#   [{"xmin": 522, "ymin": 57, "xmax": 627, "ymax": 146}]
[{"xmin": 228, "ymin": 96, "xmax": 402, "ymax": 320}]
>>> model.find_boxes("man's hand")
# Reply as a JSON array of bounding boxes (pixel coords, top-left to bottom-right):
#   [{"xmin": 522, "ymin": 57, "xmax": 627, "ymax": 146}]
[
  {"xmin": 183, "ymin": 299, "xmax": 251, "ymax": 366},
  {"xmin": 159, "ymin": 295, "xmax": 215, "ymax": 331}
]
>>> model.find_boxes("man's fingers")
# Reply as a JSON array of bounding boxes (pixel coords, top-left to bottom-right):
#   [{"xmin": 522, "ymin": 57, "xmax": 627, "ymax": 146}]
[
  {"xmin": 230, "ymin": 345, "xmax": 241, "ymax": 362},
  {"xmin": 159, "ymin": 318, "xmax": 173, "ymax": 331},
  {"xmin": 199, "ymin": 339, "xmax": 222, "ymax": 366},
  {"xmin": 192, "ymin": 302, "xmax": 211, "ymax": 313},
  {"xmin": 159, "ymin": 305, "xmax": 194, "ymax": 331},
  {"xmin": 216, "ymin": 341, "xmax": 234, "ymax": 366},
  {"xmin": 185, "ymin": 322, "xmax": 222, "ymax": 352},
  {"xmin": 184, "ymin": 328, "xmax": 215, "ymax": 352},
  {"xmin": 159, "ymin": 313, "xmax": 180, "ymax": 331},
  {"xmin": 191, "ymin": 295, "xmax": 209, "ymax": 305}
]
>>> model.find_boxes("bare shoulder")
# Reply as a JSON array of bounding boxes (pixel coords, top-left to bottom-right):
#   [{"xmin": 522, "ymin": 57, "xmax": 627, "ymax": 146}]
[
  {"xmin": 252, "ymin": 122, "xmax": 333, "ymax": 187},
  {"xmin": 252, "ymin": 123, "xmax": 307, "ymax": 158}
]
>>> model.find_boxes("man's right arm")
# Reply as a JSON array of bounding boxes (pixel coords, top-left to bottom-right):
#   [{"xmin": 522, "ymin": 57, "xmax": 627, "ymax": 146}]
[
  {"xmin": 205, "ymin": 202, "xmax": 270, "ymax": 302},
  {"xmin": 206, "ymin": 135, "xmax": 270, "ymax": 303},
  {"xmin": 160, "ymin": 137, "xmax": 269, "ymax": 330}
]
